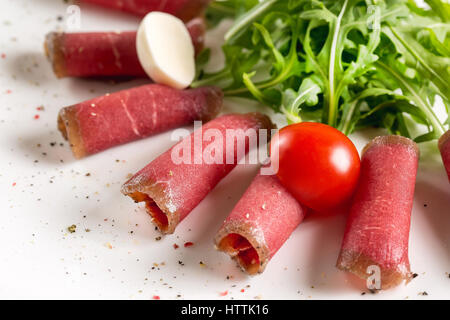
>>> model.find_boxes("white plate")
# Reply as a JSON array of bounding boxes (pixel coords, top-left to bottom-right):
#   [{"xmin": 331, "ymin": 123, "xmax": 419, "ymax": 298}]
[{"xmin": 0, "ymin": 0, "xmax": 449, "ymax": 300}]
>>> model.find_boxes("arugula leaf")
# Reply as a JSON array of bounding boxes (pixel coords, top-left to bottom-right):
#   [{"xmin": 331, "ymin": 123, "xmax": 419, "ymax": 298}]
[{"xmin": 281, "ymin": 76, "xmax": 323, "ymax": 124}]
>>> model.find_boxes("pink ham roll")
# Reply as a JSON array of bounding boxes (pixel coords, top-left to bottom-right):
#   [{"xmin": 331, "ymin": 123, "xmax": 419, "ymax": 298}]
[
  {"xmin": 337, "ymin": 135, "xmax": 419, "ymax": 289},
  {"xmin": 79, "ymin": 0, "xmax": 210, "ymax": 21},
  {"xmin": 121, "ymin": 113, "xmax": 275, "ymax": 234},
  {"xmin": 215, "ymin": 170, "xmax": 306, "ymax": 275},
  {"xmin": 45, "ymin": 18, "xmax": 205, "ymax": 78},
  {"xmin": 58, "ymin": 84, "xmax": 223, "ymax": 158},
  {"xmin": 439, "ymin": 130, "xmax": 450, "ymax": 182}
]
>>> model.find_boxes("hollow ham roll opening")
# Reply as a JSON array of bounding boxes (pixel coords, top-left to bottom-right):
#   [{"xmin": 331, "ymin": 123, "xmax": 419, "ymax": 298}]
[
  {"xmin": 217, "ymin": 233, "xmax": 261, "ymax": 275},
  {"xmin": 146, "ymin": 200, "xmax": 170, "ymax": 232},
  {"xmin": 215, "ymin": 221, "xmax": 270, "ymax": 275},
  {"xmin": 126, "ymin": 191, "xmax": 174, "ymax": 233}
]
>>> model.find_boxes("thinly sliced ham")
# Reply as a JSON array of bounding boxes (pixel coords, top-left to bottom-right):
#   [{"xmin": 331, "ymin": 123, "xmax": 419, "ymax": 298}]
[
  {"xmin": 337, "ymin": 135, "xmax": 419, "ymax": 289},
  {"xmin": 79, "ymin": 0, "xmax": 210, "ymax": 21},
  {"xmin": 121, "ymin": 113, "xmax": 275, "ymax": 234},
  {"xmin": 215, "ymin": 170, "xmax": 306, "ymax": 275},
  {"xmin": 44, "ymin": 18, "xmax": 205, "ymax": 78},
  {"xmin": 58, "ymin": 84, "xmax": 223, "ymax": 158},
  {"xmin": 439, "ymin": 130, "xmax": 450, "ymax": 182}
]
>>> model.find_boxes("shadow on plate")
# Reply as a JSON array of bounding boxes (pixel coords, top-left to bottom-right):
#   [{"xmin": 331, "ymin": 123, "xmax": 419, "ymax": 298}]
[
  {"xmin": 297, "ymin": 211, "xmax": 356, "ymax": 293},
  {"xmin": 171, "ymin": 164, "xmax": 260, "ymax": 282},
  {"xmin": 414, "ymin": 177, "xmax": 450, "ymax": 261},
  {"xmin": 6, "ymin": 50, "xmax": 54, "ymax": 87}
]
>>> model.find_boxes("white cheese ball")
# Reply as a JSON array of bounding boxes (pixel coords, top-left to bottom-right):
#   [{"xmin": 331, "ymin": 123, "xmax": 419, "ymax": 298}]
[{"xmin": 137, "ymin": 12, "xmax": 195, "ymax": 89}]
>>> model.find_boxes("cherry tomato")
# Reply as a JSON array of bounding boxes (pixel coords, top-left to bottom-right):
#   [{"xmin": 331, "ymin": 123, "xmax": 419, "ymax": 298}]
[{"xmin": 270, "ymin": 122, "xmax": 360, "ymax": 212}]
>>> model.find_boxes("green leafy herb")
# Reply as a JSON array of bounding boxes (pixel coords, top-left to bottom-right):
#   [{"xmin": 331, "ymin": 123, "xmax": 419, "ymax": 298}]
[{"xmin": 196, "ymin": 0, "xmax": 450, "ymax": 141}]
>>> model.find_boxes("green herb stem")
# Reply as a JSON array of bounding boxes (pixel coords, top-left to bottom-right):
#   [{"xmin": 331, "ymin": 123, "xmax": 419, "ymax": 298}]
[
  {"xmin": 224, "ymin": 0, "xmax": 278, "ymax": 43},
  {"xmin": 207, "ymin": 2, "xmax": 236, "ymax": 15},
  {"xmin": 341, "ymin": 100, "xmax": 359, "ymax": 135},
  {"xmin": 191, "ymin": 70, "xmax": 231, "ymax": 88},
  {"xmin": 328, "ymin": 0, "xmax": 349, "ymax": 127}
]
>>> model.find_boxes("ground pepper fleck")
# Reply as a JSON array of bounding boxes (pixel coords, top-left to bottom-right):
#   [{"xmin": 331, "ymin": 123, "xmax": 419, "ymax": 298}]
[{"xmin": 67, "ymin": 225, "xmax": 76, "ymax": 233}]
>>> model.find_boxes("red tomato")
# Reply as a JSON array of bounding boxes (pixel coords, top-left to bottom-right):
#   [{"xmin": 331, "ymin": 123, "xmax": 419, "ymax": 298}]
[{"xmin": 270, "ymin": 122, "xmax": 360, "ymax": 212}]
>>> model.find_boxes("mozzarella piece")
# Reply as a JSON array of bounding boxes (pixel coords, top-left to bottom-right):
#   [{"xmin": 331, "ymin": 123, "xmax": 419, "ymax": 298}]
[{"xmin": 136, "ymin": 12, "xmax": 195, "ymax": 90}]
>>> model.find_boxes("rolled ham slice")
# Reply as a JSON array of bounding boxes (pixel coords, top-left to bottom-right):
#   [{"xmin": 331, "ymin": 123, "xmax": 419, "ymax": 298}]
[
  {"xmin": 44, "ymin": 18, "xmax": 205, "ymax": 78},
  {"xmin": 337, "ymin": 135, "xmax": 419, "ymax": 289},
  {"xmin": 439, "ymin": 130, "xmax": 450, "ymax": 182},
  {"xmin": 121, "ymin": 113, "xmax": 275, "ymax": 234},
  {"xmin": 215, "ymin": 170, "xmax": 306, "ymax": 275},
  {"xmin": 58, "ymin": 84, "xmax": 223, "ymax": 158},
  {"xmin": 79, "ymin": 0, "xmax": 210, "ymax": 21}
]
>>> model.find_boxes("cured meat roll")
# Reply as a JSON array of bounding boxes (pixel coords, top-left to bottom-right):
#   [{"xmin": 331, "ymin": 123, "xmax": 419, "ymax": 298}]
[
  {"xmin": 121, "ymin": 113, "xmax": 275, "ymax": 234},
  {"xmin": 44, "ymin": 18, "xmax": 205, "ymax": 78},
  {"xmin": 79, "ymin": 0, "xmax": 210, "ymax": 21},
  {"xmin": 439, "ymin": 130, "xmax": 450, "ymax": 182},
  {"xmin": 58, "ymin": 84, "xmax": 223, "ymax": 158},
  {"xmin": 337, "ymin": 136, "xmax": 419, "ymax": 289},
  {"xmin": 215, "ymin": 171, "xmax": 306, "ymax": 275}
]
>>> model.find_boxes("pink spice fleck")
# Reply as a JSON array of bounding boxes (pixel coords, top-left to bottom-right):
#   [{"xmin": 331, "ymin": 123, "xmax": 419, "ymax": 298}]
[{"xmin": 219, "ymin": 290, "xmax": 228, "ymax": 297}]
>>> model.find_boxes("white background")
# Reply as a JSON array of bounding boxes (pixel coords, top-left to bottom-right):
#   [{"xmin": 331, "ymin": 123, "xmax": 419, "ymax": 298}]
[{"xmin": 0, "ymin": 0, "xmax": 448, "ymax": 300}]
